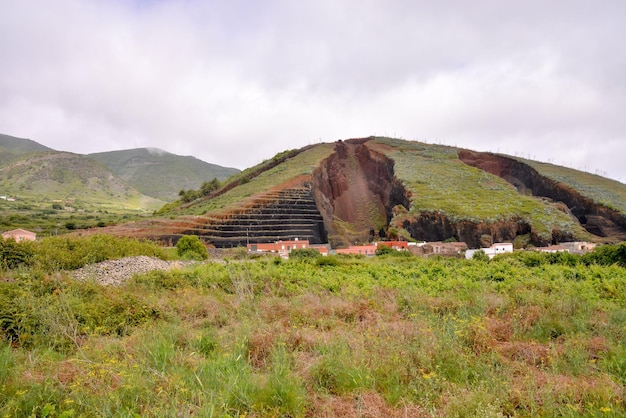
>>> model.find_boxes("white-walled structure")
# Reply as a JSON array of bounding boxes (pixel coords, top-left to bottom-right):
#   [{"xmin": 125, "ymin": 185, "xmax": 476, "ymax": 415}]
[{"xmin": 466, "ymin": 242, "xmax": 513, "ymax": 259}]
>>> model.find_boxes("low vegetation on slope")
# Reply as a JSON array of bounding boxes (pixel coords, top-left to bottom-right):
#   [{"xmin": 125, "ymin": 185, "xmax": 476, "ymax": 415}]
[
  {"xmin": 368, "ymin": 137, "xmax": 592, "ymax": 241},
  {"xmin": 0, "ymin": 143, "xmax": 167, "ymax": 235},
  {"xmin": 89, "ymin": 148, "xmax": 240, "ymax": 202},
  {"xmin": 1, "ymin": 235, "xmax": 626, "ymax": 416},
  {"xmin": 0, "ymin": 134, "xmax": 53, "ymax": 165},
  {"xmin": 0, "ymin": 152, "xmax": 163, "ymax": 211},
  {"xmin": 161, "ymin": 144, "xmax": 335, "ymax": 216},
  {"xmin": 520, "ymin": 158, "xmax": 626, "ymax": 214}
]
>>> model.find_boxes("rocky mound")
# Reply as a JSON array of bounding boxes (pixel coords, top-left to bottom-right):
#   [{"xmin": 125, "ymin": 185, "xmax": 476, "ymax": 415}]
[
  {"xmin": 72, "ymin": 256, "xmax": 193, "ymax": 286},
  {"xmin": 313, "ymin": 138, "xmax": 410, "ymax": 246}
]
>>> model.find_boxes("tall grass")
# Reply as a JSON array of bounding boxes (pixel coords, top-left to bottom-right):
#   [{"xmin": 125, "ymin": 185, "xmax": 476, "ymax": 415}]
[{"xmin": 1, "ymin": 248, "xmax": 625, "ymax": 416}]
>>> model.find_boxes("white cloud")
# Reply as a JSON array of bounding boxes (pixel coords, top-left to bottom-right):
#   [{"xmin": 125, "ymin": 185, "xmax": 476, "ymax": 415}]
[{"xmin": 0, "ymin": 0, "xmax": 625, "ymax": 182}]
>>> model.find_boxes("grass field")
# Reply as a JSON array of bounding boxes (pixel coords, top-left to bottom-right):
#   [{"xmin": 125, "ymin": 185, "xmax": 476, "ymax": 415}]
[{"xmin": 1, "ymin": 236, "xmax": 625, "ymax": 417}]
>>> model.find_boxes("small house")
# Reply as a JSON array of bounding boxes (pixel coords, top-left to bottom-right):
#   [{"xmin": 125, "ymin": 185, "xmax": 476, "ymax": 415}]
[
  {"xmin": 247, "ymin": 238, "xmax": 310, "ymax": 257},
  {"xmin": 466, "ymin": 242, "xmax": 513, "ymax": 259},
  {"xmin": 537, "ymin": 245, "xmax": 569, "ymax": 253},
  {"xmin": 2, "ymin": 229, "xmax": 37, "ymax": 242},
  {"xmin": 560, "ymin": 242, "xmax": 596, "ymax": 254},
  {"xmin": 417, "ymin": 241, "xmax": 468, "ymax": 257},
  {"xmin": 376, "ymin": 241, "xmax": 410, "ymax": 251}
]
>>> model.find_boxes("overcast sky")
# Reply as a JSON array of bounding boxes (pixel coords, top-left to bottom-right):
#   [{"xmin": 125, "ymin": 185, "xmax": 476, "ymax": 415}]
[{"xmin": 1, "ymin": 1, "xmax": 625, "ymax": 182}]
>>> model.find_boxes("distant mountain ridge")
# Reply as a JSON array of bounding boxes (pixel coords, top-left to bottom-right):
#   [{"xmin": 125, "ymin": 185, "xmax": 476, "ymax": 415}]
[
  {"xmin": 0, "ymin": 149, "xmax": 163, "ymax": 211},
  {"xmin": 0, "ymin": 134, "xmax": 240, "ymax": 206},
  {"xmin": 89, "ymin": 148, "xmax": 239, "ymax": 201},
  {"xmin": 0, "ymin": 133, "xmax": 54, "ymax": 165}
]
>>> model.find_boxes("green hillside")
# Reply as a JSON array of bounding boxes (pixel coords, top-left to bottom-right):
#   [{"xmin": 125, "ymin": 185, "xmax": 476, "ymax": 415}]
[
  {"xmin": 521, "ymin": 158, "xmax": 626, "ymax": 214},
  {"xmin": 163, "ymin": 144, "xmax": 335, "ymax": 215},
  {"xmin": 159, "ymin": 137, "xmax": 626, "ymax": 246},
  {"xmin": 0, "ymin": 151, "xmax": 164, "ymax": 212},
  {"xmin": 368, "ymin": 138, "xmax": 589, "ymax": 240},
  {"xmin": 89, "ymin": 148, "xmax": 240, "ymax": 201},
  {"xmin": 0, "ymin": 133, "xmax": 53, "ymax": 165}
]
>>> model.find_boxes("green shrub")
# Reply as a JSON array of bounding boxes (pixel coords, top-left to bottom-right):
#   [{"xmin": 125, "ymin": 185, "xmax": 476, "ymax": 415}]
[
  {"xmin": 545, "ymin": 251, "xmax": 579, "ymax": 266},
  {"xmin": 472, "ymin": 249, "xmax": 490, "ymax": 262},
  {"xmin": 0, "ymin": 238, "xmax": 33, "ymax": 270},
  {"xmin": 376, "ymin": 247, "xmax": 413, "ymax": 257},
  {"xmin": 176, "ymin": 235, "xmax": 208, "ymax": 260},
  {"xmin": 30, "ymin": 234, "xmax": 168, "ymax": 271},
  {"xmin": 315, "ymin": 256, "xmax": 340, "ymax": 266},
  {"xmin": 582, "ymin": 243, "xmax": 626, "ymax": 267},
  {"xmin": 130, "ymin": 270, "xmax": 188, "ymax": 290},
  {"xmin": 289, "ymin": 248, "xmax": 320, "ymax": 260},
  {"xmin": 375, "ymin": 245, "xmax": 395, "ymax": 256}
]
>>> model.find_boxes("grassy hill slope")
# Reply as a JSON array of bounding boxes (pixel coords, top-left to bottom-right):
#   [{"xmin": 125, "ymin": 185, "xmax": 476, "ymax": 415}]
[
  {"xmin": 368, "ymin": 137, "xmax": 590, "ymax": 241},
  {"xmin": 521, "ymin": 158, "xmax": 626, "ymax": 214},
  {"xmin": 159, "ymin": 137, "xmax": 626, "ymax": 246},
  {"xmin": 89, "ymin": 148, "xmax": 240, "ymax": 201},
  {"xmin": 161, "ymin": 144, "xmax": 335, "ymax": 215},
  {"xmin": 0, "ymin": 151, "xmax": 164, "ymax": 212},
  {"xmin": 0, "ymin": 133, "xmax": 53, "ymax": 165}
]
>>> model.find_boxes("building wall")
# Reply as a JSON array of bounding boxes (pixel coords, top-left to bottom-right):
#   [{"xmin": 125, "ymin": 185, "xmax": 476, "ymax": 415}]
[{"xmin": 1, "ymin": 229, "xmax": 36, "ymax": 242}]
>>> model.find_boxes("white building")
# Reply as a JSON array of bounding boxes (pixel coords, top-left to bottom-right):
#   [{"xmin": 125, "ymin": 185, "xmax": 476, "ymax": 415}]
[{"xmin": 466, "ymin": 242, "xmax": 513, "ymax": 259}]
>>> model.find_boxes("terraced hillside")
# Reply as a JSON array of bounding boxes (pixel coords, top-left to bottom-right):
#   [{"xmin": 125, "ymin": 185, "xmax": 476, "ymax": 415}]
[
  {"xmin": 103, "ymin": 137, "xmax": 626, "ymax": 248},
  {"xmin": 176, "ymin": 186, "xmax": 326, "ymax": 247}
]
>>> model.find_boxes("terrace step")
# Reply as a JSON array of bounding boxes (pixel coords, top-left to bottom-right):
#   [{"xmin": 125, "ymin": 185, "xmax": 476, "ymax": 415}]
[{"xmin": 178, "ymin": 185, "xmax": 327, "ymax": 247}]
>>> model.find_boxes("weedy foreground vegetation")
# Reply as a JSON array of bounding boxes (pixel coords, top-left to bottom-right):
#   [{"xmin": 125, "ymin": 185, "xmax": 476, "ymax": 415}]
[{"xmin": 1, "ymin": 236, "xmax": 626, "ymax": 417}]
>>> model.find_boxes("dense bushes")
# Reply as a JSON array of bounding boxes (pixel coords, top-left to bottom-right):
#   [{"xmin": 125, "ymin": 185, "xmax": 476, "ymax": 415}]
[
  {"xmin": 487, "ymin": 243, "xmax": 626, "ymax": 268},
  {"xmin": 175, "ymin": 235, "xmax": 208, "ymax": 260},
  {"xmin": 582, "ymin": 243, "xmax": 626, "ymax": 267},
  {"xmin": 0, "ymin": 238, "xmax": 33, "ymax": 270},
  {"xmin": 0, "ymin": 276, "xmax": 159, "ymax": 350},
  {"xmin": 288, "ymin": 248, "xmax": 320, "ymax": 260},
  {"xmin": 178, "ymin": 178, "xmax": 221, "ymax": 203},
  {"xmin": 30, "ymin": 234, "xmax": 169, "ymax": 272}
]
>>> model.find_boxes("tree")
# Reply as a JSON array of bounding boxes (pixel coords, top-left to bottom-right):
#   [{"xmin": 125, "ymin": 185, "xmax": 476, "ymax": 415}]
[
  {"xmin": 176, "ymin": 235, "xmax": 208, "ymax": 260},
  {"xmin": 200, "ymin": 178, "xmax": 221, "ymax": 196}
]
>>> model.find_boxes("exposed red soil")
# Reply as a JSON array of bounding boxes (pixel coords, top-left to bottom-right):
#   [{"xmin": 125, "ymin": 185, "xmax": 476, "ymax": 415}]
[{"xmin": 312, "ymin": 139, "xmax": 410, "ymax": 247}]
